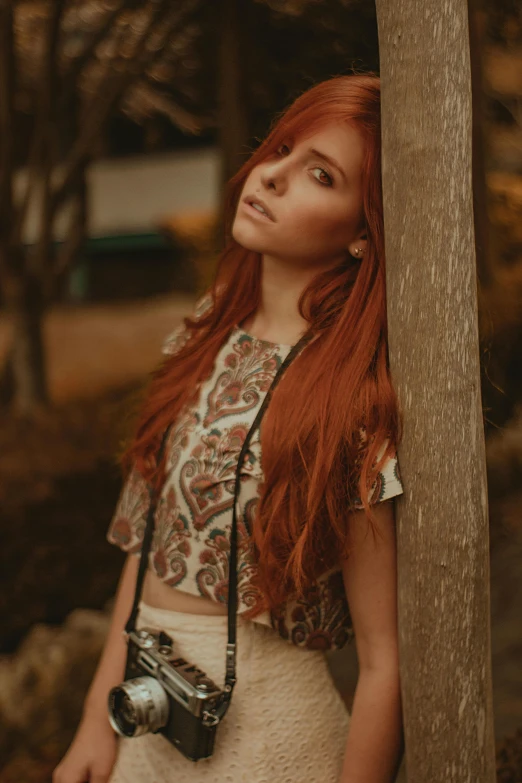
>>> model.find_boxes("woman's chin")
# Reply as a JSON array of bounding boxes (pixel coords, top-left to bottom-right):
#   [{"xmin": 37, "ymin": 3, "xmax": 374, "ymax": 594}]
[{"xmin": 231, "ymin": 223, "xmax": 271, "ymax": 255}]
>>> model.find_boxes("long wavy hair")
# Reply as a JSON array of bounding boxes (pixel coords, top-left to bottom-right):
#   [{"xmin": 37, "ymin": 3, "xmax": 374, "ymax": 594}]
[{"xmin": 122, "ymin": 72, "xmax": 403, "ymax": 617}]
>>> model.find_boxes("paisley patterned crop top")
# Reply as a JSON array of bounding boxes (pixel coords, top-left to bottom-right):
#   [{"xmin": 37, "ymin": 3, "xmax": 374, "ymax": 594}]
[{"xmin": 107, "ymin": 294, "xmax": 404, "ymax": 651}]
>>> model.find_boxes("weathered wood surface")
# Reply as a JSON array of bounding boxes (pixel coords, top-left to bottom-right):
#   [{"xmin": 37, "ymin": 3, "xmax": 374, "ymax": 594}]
[{"xmin": 374, "ymin": 1, "xmax": 496, "ymax": 781}]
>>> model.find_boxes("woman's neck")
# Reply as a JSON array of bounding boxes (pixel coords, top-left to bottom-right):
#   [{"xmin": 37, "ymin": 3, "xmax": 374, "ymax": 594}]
[
  {"xmin": 241, "ymin": 254, "xmax": 324, "ymax": 345},
  {"xmin": 243, "ymin": 255, "xmax": 339, "ymax": 345}
]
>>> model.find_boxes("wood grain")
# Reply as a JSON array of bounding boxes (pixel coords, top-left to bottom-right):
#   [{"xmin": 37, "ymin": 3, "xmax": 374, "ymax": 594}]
[{"xmin": 374, "ymin": 0, "xmax": 496, "ymax": 780}]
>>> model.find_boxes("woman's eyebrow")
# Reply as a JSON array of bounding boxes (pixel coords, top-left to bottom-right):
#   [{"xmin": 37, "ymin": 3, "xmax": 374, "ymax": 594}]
[{"xmin": 309, "ymin": 148, "xmax": 347, "ymax": 182}]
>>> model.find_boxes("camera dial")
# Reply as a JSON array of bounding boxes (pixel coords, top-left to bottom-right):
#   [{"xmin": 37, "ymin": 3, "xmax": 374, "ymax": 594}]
[
  {"xmin": 196, "ymin": 677, "xmax": 214, "ymax": 692},
  {"xmin": 136, "ymin": 630, "xmax": 155, "ymax": 648}
]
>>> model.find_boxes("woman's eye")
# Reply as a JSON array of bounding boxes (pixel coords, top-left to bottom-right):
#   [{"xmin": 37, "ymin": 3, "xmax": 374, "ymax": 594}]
[
  {"xmin": 277, "ymin": 143, "xmax": 291, "ymax": 156},
  {"xmin": 312, "ymin": 167, "xmax": 333, "ymax": 187},
  {"xmin": 274, "ymin": 144, "xmax": 333, "ymax": 186}
]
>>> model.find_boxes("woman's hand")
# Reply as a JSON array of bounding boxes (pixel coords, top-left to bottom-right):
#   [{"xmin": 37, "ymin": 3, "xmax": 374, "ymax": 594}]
[
  {"xmin": 52, "ymin": 712, "xmax": 118, "ymax": 783},
  {"xmin": 53, "ymin": 555, "xmax": 138, "ymax": 782}
]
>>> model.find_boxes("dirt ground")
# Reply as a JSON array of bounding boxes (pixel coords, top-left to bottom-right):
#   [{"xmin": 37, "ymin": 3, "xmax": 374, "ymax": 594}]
[{"xmin": 0, "ymin": 292, "xmax": 196, "ymax": 404}]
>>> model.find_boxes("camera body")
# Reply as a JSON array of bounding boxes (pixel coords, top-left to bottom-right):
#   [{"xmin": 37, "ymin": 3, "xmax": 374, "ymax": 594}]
[{"xmin": 108, "ymin": 627, "xmax": 224, "ymax": 761}]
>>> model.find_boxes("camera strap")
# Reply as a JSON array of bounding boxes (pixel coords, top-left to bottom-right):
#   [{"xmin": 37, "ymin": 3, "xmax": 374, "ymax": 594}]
[
  {"xmin": 124, "ymin": 422, "xmax": 173, "ymax": 636},
  {"xmin": 124, "ymin": 328, "xmax": 314, "ymax": 723}
]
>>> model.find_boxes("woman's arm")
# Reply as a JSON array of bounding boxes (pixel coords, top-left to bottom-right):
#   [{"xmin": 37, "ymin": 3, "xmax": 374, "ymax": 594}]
[
  {"xmin": 82, "ymin": 553, "xmax": 139, "ymax": 720},
  {"xmin": 338, "ymin": 500, "xmax": 404, "ymax": 783},
  {"xmin": 53, "ymin": 554, "xmax": 139, "ymax": 783}
]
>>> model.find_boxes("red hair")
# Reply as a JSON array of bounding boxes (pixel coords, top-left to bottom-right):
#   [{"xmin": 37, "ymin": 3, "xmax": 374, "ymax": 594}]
[{"xmin": 123, "ymin": 73, "xmax": 403, "ymax": 616}]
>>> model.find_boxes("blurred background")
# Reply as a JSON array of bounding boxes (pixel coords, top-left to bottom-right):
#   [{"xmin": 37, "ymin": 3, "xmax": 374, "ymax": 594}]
[{"xmin": 0, "ymin": 1, "xmax": 521, "ymax": 781}]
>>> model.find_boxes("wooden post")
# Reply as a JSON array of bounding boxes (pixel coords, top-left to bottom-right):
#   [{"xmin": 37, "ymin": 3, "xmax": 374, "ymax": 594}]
[{"xmin": 374, "ymin": 1, "xmax": 497, "ymax": 781}]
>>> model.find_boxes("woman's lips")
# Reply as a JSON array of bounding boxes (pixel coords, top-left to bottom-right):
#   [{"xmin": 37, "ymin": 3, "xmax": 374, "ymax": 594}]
[{"xmin": 242, "ymin": 201, "xmax": 275, "ymax": 222}]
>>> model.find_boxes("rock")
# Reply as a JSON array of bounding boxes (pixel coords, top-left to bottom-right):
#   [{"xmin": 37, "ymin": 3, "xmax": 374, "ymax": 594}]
[{"xmin": 0, "ymin": 607, "xmax": 110, "ymax": 763}]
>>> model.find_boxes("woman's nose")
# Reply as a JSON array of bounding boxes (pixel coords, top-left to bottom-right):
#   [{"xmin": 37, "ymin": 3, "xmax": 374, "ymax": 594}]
[{"xmin": 260, "ymin": 157, "xmax": 289, "ymax": 192}]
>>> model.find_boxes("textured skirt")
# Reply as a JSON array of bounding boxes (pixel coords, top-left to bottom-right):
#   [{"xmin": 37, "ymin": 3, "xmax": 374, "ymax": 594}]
[{"xmin": 108, "ymin": 600, "xmax": 351, "ymax": 783}]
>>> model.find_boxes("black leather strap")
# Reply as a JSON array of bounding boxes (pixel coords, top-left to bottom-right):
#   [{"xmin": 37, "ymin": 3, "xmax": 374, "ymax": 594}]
[
  {"xmin": 124, "ymin": 329, "xmax": 314, "ymax": 721},
  {"xmin": 214, "ymin": 330, "xmax": 313, "ymax": 719},
  {"xmin": 125, "ymin": 425, "xmax": 173, "ymax": 635}
]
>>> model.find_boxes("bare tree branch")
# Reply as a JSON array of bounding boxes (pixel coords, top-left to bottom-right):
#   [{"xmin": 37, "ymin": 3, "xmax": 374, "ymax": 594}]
[
  {"xmin": 124, "ymin": 82, "xmax": 210, "ymax": 133},
  {"xmin": 59, "ymin": 1, "xmax": 130, "ymax": 107},
  {"xmin": 0, "ymin": 0, "xmax": 15, "ymax": 263},
  {"xmin": 12, "ymin": 0, "xmax": 67, "ymax": 253},
  {"xmin": 30, "ymin": 0, "xmax": 67, "ymax": 281},
  {"xmin": 52, "ymin": 0, "xmax": 201, "ymax": 214},
  {"xmin": 130, "ymin": 75, "xmax": 210, "ymax": 127},
  {"xmin": 52, "ymin": 171, "xmax": 87, "ymax": 290}
]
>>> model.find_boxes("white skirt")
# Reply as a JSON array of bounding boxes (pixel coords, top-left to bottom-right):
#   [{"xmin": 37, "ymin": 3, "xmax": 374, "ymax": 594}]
[{"xmin": 108, "ymin": 600, "xmax": 351, "ymax": 783}]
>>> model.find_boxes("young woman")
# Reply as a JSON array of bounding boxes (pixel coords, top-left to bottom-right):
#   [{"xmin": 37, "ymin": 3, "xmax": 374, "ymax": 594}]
[{"xmin": 54, "ymin": 73, "xmax": 405, "ymax": 783}]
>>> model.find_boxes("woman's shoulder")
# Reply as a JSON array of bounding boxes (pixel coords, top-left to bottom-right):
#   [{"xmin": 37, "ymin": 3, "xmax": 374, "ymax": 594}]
[{"xmin": 161, "ymin": 290, "xmax": 214, "ymax": 357}]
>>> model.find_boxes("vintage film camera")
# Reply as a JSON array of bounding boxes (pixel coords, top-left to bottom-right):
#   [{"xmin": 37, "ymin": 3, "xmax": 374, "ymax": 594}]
[{"xmin": 108, "ymin": 627, "xmax": 224, "ymax": 761}]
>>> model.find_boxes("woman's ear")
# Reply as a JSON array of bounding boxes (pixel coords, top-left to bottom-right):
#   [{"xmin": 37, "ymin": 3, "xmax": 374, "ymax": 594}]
[{"xmin": 347, "ymin": 236, "xmax": 367, "ymax": 260}]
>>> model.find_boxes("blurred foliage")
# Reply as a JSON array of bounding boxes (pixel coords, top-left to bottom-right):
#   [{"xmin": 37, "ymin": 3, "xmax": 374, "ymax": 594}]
[
  {"xmin": 478, "ymin": 0, "xmax": 522, "ymax": 46},
  {"xmin": 11, "ymin": 0, "xmax": 379, "ymax": 164},
  {"xmin": 496, "ymin": 728, "xmax": 522, "ymax": 783},
  {"xmin": 158, "ymin": 209, "xmax": 218, "ymax": 291},
  {"xmin": 13, "ymin": 0, "xmax": 211, "ymax": 152},
  {"xmin": 1, "ymin": 1, "xmax": 213, "ymax": 413}
]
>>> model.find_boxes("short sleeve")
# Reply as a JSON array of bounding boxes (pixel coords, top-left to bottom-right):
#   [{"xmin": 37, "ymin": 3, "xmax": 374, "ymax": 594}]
[
  {"xmin": 352, "ymin": 434, "xmax": 404, "ymax": 509},
  {"xmin": 161, "ymin": 290, "xmax": 214, "ymax": 357},
  {"xmin": 109, "ymin": 294, "xmax": 214, "ymax": 554},
  {"xmin": 106, "ymin": 465, "xmax": 151, "ymax": 555}
]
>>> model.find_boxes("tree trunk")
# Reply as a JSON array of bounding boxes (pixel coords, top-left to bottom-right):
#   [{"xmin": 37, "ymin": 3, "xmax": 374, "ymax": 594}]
[
  {"xmin": 467, "ymin": 0, "xmax": 493, "ymax": 289},
  {"xmin": 216, "ymin": 0, "xmax": 251, "ymax": 249},
  {"xmin": 374, "ymin": 1, "xmax": 496, "ymax": 781},
  {"xmin": 1, "ymin": 262, "xmax": 48, "ymax": 414}
]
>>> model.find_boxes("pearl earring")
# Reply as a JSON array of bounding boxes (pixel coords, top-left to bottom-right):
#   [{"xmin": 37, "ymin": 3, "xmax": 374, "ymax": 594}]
[{"xmin": 353, "ymin": 247, "xmax": 364, "ymax": 257}]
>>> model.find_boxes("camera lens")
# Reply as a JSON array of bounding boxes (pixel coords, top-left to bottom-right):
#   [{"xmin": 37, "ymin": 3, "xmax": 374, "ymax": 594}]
[
  {"xmin": 108, "ymin": 677, "xmax": 169, "ymax": 737},
  {"xmin": 121, "ymin": 693, "xmax": 138, "ymax": 724}
]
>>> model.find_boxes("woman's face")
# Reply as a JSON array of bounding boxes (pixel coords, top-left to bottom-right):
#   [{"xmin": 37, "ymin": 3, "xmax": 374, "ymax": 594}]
[{"xmin": 232, "ymin": 122, "xmax": 366, "ymax": 269}]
